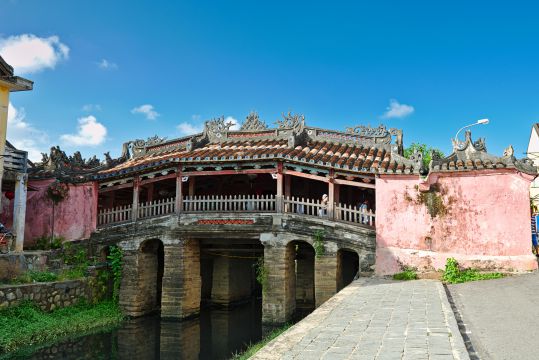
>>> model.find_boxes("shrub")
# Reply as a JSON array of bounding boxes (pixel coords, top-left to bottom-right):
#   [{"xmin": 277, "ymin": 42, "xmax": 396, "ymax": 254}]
[
  {"xmin": 62, "ymin": 242, "xmax": 88, "ymax": 268},
  {"xmin": 442, "ymin": 257, "xmax": 504, "ymax": 284},
  {"xmin": 393, "ymin": 267, "xmax": 418, "ymax": 281},
  {"xmin": 313, "ymin": 230, "xmax": 325, "ymax": 258},
  {"xmin": 30, "ymin": 236, "xmax": 65, "ymax": 250},
  {"xmin": 254, "ymin": 257, "xmax": 268, "ymax": 294},
  {"xmin": 57, "ymin": 267, "xmax": 86, "ymax": 281},
  {"xmin": 106, "ymin": 246, "xmax": 123, "ymax": 301}
]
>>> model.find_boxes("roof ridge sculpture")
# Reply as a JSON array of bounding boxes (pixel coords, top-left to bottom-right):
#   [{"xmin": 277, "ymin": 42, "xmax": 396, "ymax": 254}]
[
  {"xmin": 275, "ymin": 111, "xmax": 305, "ymax": 130},
  {"xmin": 240, "ymin": 111, "xmax": 267, "ymax": 131},
  {"xmin": 30, "ymin": 146, "xmax": 121, "ymax": 182},
  {"xmin": 430, "ymin": 130, "xmax": 536, "ymax": 174}
]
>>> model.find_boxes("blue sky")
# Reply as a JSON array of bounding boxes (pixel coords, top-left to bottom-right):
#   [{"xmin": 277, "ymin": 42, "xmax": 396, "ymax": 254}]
[{"xmin": 1, "ymin": 0, "xmax": 539, "ymax": 162}]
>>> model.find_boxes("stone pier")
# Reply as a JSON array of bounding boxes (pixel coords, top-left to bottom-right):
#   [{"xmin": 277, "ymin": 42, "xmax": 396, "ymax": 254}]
[
  {"xmin": 315, "ymin": 254, "xmax": 339, "ymax": 308},
  {"xmin": 119, "ymin": 247, "xmax": 160, "ymax": 317},
  {"xmin": 161, "ymin": 239, "xmax": 201, "ymax": 318},
  {"xmin": 262, "ymin": 244, "xmax": 295, "ymax": 324},
  {"xmin": 211, "ymin": 256, "xmax": 254, "ymax": 306}
]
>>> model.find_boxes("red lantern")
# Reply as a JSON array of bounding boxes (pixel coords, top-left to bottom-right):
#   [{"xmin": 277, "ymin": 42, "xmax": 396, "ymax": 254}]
[{"xmin": 4, "ymin": 191, "xmax": 14, "ymax": 200}]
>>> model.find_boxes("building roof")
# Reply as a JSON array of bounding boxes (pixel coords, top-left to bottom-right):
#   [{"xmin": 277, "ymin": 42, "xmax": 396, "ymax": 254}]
[
  {"xmin": 0, "ymin": 55, "xmax": 33, "ymax": 92},
  {"xmin": 93, "ymin": 112, "xmax": 420, "ymax": 181},
  {"xmin": 430, "ymin": 130, "xmax": 537, "ymax": 175},
  {"xmin": 30, "ymin": 112, "xmax": 535, "ymax": 183}
]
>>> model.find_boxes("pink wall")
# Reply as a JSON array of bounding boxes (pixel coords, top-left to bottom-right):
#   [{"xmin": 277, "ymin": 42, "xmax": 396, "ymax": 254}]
[
  {"xmin": 0, "ymin": 179, "xmax": 98, "ymax": 246},
  {"xmin": 375, "ymin": 170, "xmax": 538, "ymax": 274}
]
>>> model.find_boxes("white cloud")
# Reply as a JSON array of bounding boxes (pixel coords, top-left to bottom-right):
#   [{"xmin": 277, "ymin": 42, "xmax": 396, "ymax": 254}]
[
  {"xmin": 176, "ymin": 115, "xmax": 239, "ymax": 136},
  {"xmin": 0, "ymin": 34, "xmax": 69, "ymax": 75},
  {"xmin": 225, "ymin": 116, "xmax": 240, "ymax": 130},
  {"xmin": 60, "ymin": 115, "xmax": 107, "ymax": 146},
  {"xmin": 98, "ymin": 59, "xmax": 117, "ymax": 70},
  {"xmin": 82, "ymin": 104, "xmax": 101, "ymax": 112},
  {"xmin": 131, "ymin": 104, "xmax": 160, "ymax": 120},
  {"xmin": 177, "ymin": 122, "xmax": 203, "ymax": 136},
  {"xmin": 7, "ymin": 102, "xmax": 49, "ymax": 162},
  {"xmin": 382, "ymin": 99, "xmax": 414, "ymax": 119}
]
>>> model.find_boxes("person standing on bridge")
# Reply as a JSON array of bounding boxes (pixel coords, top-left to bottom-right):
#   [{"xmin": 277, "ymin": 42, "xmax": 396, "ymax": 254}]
[{"xmin": 319, "ymin": 194, "xmax": 328, "ymax": 217}]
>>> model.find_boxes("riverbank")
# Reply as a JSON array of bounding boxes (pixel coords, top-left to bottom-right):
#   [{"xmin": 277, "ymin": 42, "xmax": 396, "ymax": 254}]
[{"xmin": 0, "ymin": 299, "xmax": 124, "ymax": 354}]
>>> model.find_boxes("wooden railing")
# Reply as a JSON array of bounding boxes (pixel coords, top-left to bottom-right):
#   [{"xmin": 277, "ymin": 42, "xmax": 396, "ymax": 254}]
[
  {"xmin": 182, "ymin": 195, "xmax": 276, "ymax": 212},
  {"xmin": 98, "ymin": 195, "xmax": 375, "ymax": 228},
  {"xmin": 138, "ymin": 197, "xmax": 175, "ymax": 219},
  {"xmin": 283, "ymin": 196, "xmax": 328, "ymax": 217},
  {"xmin": 335, "ymin": 202, "xmax": 375, "ymax": 227},
  {"xmin": 98, "ymin": 205, "xmax": 132, "ymax": 226}
]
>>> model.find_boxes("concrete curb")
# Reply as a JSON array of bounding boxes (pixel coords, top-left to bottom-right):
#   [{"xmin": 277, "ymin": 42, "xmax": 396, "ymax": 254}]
[{"xmin": 436, "ymin": 282, "xmax": 470, "ymax": 360}]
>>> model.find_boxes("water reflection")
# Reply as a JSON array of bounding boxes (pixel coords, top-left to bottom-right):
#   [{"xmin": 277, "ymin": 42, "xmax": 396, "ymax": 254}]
[{"xmin": 10, "ymin": 299, "xmax": 262, "ymax": 360}]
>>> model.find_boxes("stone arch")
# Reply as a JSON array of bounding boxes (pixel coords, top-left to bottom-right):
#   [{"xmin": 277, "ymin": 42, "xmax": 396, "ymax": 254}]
[
  {"xmin": 139, "ymin": 238, "xmax": 165, "ymax": 310},
  {"xmin": 286, "ymin": 240, "xmax": 316, "ymax": 317},
  {"xmin": 337, "ymin": 248, "xmax": 359, "ymax": 291},
  {"xmin": 98, "ymin": 245, "xmax": 111, "ymax": 263}
]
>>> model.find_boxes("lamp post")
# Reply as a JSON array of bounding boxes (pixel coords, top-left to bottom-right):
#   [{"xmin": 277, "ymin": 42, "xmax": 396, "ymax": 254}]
[{"xmin": 454, "ymin": 119, "xmax": 489, "ymax": 143}]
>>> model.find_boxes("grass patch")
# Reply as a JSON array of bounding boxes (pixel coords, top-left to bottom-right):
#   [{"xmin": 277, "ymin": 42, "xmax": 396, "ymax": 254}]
[
  {"xmin": 393, "ymin": 267, "xmax": 418, "ymax": 281},
  {"xmin": 231, "ymin": 323, "xmax": 292, "ymax": 360},
  {"xmin": 0, "ymin": 300, "xmax": 124, "ymax": 353},
  {"xmin": 442, "ymin": 257, "xmax": 504, "ymax": 284}
]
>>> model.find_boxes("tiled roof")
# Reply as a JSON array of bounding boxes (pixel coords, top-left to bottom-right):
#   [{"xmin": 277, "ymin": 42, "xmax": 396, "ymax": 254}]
[
  {"xmin": 96, "ymin": 138, "xmax": 420, "ymax": 179},
  {"xmin": 430, "ymin": 130, "xmax": 537, "ymax": 175}
]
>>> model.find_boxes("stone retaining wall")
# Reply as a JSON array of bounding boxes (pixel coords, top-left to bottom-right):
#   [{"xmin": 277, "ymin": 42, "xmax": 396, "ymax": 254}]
[
  {"xmin": 0, "ymin": 279, "xmax": 92, "ymax": 311},
  {"xmin": 0, "ymin": 250, "xmax": 62, "ymax": 281}
]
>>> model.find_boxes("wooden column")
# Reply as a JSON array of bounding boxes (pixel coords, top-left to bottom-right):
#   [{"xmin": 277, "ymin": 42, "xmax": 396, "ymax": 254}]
[
  {"xmin": 146, "ymin": 183, "xmax": 154, "ymax": 202},
  {"xmin": 175, "ymin": 170, "xmax": 182, "ymax": 214},
  {"xmin": 327, "ymin": 170, "xmax": 335, "ymax": 219},
  {"xmin": 188, "ymin": 176, "xmax": 195, "ymax": 197},
  {"xmin": 106, "ymin": 191, "xmax": 115, "ymax": 209},
  {"xmin": 284, "ymin": 173, "xmax": 291, "ymax": 212},
  {"xmin": 276, "ymin": 163, "xmax": 283, "ymax": 212},
  {"xmin": 13, "ymin": 173, "xmax": 27, "ymax": 252},
  {"xmin": 132, "ymin": 177, "xmax": 140, "ymax": 221}
]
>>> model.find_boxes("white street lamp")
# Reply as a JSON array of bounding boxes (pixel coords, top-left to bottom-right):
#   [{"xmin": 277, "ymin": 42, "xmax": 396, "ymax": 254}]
[{"xmin": 454, "ymin": 118, "xmax": 489, "ymax": 143}]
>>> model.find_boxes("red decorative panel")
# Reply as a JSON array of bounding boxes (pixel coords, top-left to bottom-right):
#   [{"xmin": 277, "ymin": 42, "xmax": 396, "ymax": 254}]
[{"xmin": 196, "ymin": 219, "xmax": 255, "ymax": 225}]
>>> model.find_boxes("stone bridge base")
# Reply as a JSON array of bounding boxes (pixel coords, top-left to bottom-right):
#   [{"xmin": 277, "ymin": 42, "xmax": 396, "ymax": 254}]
[{"xmin": 95, "ymin": 213, "xmax": 375, "ymax": 324}]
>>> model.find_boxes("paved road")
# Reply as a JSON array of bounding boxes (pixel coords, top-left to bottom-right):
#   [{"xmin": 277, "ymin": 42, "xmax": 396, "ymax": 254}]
[
  {"xmin": 253, "ymin": 278, "xmax": 469, "ymax": 360},
  {"xmin": 447, "ymin": 272, "xmax": 539, "ymax": 360}
]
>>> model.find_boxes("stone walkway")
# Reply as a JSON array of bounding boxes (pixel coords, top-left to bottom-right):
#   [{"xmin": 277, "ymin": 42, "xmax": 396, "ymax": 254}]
[{"xmin": 253, "ymin": 278, "xmax": 469, "ymax": 360}]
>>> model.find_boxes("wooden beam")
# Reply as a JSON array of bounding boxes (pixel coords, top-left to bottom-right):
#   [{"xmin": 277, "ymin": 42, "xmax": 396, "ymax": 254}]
[
  {"xmin": 283, "ymin": 169, "xmax": 329, "ymax": 183},
  {"xmin": 139, "ymin": 172, "xmax": 177, "ymax": 186},
  {"xmin": 98, "ymin": 182, "xmax": 134, "ymax": 193},
  {"xmin": 333, "ymin": 177, "xmax": 375, "ymax": 189},
  {"xmin": 182, "ymin": 168, "xmax": 276, "ymax": 176}
]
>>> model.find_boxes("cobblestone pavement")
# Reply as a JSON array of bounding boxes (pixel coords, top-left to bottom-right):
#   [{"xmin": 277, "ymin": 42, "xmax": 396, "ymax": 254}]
[{"xmin": 253, "ymin": 278, "xmax": 469, "ymax": 360}]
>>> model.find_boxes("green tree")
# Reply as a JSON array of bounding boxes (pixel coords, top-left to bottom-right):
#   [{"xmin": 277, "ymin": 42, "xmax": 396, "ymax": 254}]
[{"xmin": 404, "ymin": 143, "xmax": 445, "ymax": 168}]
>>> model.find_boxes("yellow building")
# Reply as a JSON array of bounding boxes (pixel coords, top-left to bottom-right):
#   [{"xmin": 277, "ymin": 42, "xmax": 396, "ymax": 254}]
[
  {"xmin": 0, "ymin": 55, "xmax": 33, "ymax": 251},
  {"xmin": 0, "ymin": 55, "xmax": 33, "ymax": 185}
]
